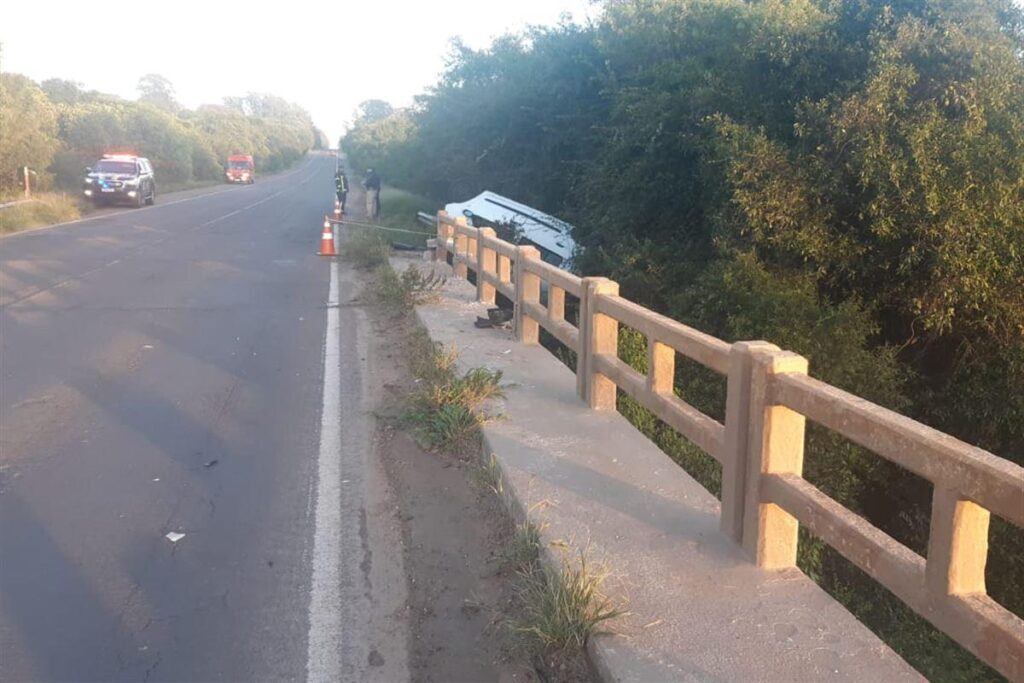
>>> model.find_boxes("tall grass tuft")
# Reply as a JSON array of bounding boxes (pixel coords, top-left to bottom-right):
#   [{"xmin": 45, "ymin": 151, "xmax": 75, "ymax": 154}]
[
  {"xmin": 0, "ymin": 194, "xmax": 81, "ymax": 234},
  {"xmin": 377, "ymin": 187, "xmax": 436, "ymax": 249},
  {"xmin": 513, "ymin": 553, "xmax": 626, "ymax": 656},
  {"xmin": 343, "ymin": 230, "xmax": 390, "ymax": 269},
  {"xmin": 375, "ymin": 264, "xmax": 445, "ymax": 311},
  {"xmin": 404, "ymin": 339, "xmax": 503, "ymax": 454}
]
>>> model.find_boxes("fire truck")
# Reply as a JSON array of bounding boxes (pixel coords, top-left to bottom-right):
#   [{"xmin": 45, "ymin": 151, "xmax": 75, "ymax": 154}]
[{"xmin": 225, "ymin": 154, "xmax": 255, "ymax": 184}]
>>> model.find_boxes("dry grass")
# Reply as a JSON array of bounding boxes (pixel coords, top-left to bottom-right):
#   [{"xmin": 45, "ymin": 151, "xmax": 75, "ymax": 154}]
[
  {"xmin": 512, "ymin": 553, "xmax": 626, "ymax": 657},
  {"xmin": 0, "ymin": 194, "xmax": 81, "ymax": 234},
  {"xmin": 375, "ymin": 263, "xmax": 446, "ymax": 311},
  {"xmin": 343, "ymin": 230, "xmax": 391, "ymax": 269},
  {"xmin": 403, "ymin": 339, "xmax": 503, "ymax": 454}
]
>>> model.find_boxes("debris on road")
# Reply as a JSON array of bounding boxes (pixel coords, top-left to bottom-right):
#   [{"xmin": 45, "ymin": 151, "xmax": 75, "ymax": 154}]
[
  {"xmin": 203, "ymin": 460, "xmax": 219, "ymax": 468},
  {"xmin": 165, "ymin": 532, "xmax": 185, "ymax": 543}
]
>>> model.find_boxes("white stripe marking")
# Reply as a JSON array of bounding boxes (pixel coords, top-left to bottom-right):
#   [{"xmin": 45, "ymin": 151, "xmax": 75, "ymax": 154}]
[{"xmin": 306, "ymin": 259, "xmax": 342, "ymax": 682}]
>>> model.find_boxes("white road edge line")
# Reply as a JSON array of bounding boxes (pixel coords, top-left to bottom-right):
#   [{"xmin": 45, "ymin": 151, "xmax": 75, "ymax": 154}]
[{"xmin": 307, "ymin": 259, "xmax": 342, "ymax": 682}]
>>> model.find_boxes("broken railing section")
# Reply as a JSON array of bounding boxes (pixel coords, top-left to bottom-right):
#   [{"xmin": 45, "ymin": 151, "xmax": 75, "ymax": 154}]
[{"xmin": 434, "ymin": 210, "xmax": 1024, "ymax": 680}]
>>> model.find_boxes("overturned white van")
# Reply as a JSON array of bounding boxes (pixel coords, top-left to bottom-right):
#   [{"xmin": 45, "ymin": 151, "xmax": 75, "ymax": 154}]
[{"xmin": 443, "ymin": 191, "xmax": 577, "ymax": 270}]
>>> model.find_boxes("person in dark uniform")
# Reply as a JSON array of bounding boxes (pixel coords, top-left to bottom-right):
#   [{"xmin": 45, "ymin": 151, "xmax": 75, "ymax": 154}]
[{"xmin": 334, "ymin": 170, "xmax": 348, "ymax": 210}]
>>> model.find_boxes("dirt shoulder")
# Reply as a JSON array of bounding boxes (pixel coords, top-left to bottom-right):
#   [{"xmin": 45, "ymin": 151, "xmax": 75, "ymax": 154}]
[
  {"xmin": 353, "ymin": 263, "xmax": 592, "ymax": 683},
  {"xmin": 341, "ymin": 149, "xmax": 591, "ymax": 682},
  {"xmin": 364, "ymin": 301, "xmax": 524, "ymax": 682}
]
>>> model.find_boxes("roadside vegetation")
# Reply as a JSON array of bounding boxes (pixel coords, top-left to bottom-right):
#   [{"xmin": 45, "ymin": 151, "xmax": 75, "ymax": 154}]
[
  {"xmin": 1, "ymin": 71, "xmax": 321, "ymax": 229},
  {"xmin": 404, "ymin": 338, "xmax": 503, "ymax": 454},
  {"xmin": 343, "ymin": 231, "xmax": 392, "ymax": 269},
  {"xmin": 342, "ymin": 0, "xmax": 1024, "ymax": 678},
  {"xmin": 376, "ymin": 186, "xmax": 436, "ymax": 249},
  {"xmin": 0, "ymin": 194, "xmax": 80, "ymax": 234},
  {"xmin": 474, "ymin": 465, "xmax": 624, "ymax": 680}
]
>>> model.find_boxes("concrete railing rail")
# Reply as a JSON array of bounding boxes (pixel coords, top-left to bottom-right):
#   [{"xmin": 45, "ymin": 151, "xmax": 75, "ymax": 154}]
[{"xmin": 435, "ymin": 210, "xmax": 1024, "ymax": 681}]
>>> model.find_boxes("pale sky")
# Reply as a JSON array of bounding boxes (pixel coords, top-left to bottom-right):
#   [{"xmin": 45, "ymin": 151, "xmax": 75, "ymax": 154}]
[{"xmin": 2, "ymin": 0, "xmax": 599, "ymax": 144}]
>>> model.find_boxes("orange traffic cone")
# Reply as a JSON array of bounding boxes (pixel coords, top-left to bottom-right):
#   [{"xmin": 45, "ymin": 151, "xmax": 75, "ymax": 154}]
[{"xmin": 318, "ymin": 218, "xmax": 337, "ymax": 256}]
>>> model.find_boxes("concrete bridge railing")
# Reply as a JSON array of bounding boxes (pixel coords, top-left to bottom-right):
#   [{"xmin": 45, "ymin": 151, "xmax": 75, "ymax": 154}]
[{"xmin": 435, "ymin": 210, "xmax": 1024, "ymax": 680}]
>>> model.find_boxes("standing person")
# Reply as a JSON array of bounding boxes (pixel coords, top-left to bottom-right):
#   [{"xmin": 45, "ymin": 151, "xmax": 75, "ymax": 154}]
[
  {"xmin": 335, "ymin": 170, "xmax": 348, "ymax": 211},
  {"xmin": 363, "ymin": 168, "xmax": 381, "ymax": 219}
]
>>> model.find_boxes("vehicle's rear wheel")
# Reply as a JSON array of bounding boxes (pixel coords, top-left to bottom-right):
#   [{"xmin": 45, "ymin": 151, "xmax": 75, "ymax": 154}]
[
  {"xmin": 135, "ymin": 191, "xmax": 144, "ymax": 208},
  {"xmin": 146, "ymin": 185, "xmax": 156, "ymax": 205}
]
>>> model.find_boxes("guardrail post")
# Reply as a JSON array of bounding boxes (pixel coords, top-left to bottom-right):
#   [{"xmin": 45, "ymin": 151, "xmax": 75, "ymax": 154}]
[
  {"xmin": 453, "ymin": 216, "xmax": 469, "ymax": 279},
  {"xmin": 435, "ymin": 211, "xmax": 448, "ymax": 263},
  {"xmin": 477, "ymin": 228, "xmax": 497, "ymax": 304},
  {"xmin": 514, "ymin": 246, "xmax": 541, "ymax": 344},
  {"xmin": 742, "ymin": 350, "xmax": 808, "ymax": 568},
  {"xmin": 721, "ymin": 341, "xmax": 779, "ymax": 544},
  {"xmin": 926, "ymin": 487, "xmax": 989, "ymax": 598},
  {"xmin": 580, "ymin": 277, "xmax": 620, "ymax": 410}
]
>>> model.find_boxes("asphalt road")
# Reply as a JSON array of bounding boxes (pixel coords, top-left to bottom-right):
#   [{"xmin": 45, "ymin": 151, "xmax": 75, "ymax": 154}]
[{"xmin": 0, "ymin": 154, "xmax": 354, "ymax": 681}]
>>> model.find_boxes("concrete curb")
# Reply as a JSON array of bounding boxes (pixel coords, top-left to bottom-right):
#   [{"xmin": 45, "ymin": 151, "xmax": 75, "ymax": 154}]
[{"xmin": 396, "ymin": 254, "xmax": 923, "ymax": 683}]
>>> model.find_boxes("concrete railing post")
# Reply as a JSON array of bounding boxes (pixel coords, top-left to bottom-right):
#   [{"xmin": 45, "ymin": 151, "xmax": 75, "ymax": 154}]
[
  {"xmin": 550, "ymin": 288, "xmax": 566, "ymax": 322},
  {"xmin": 453, "ymin": 216, "xmax": 469, "ymax": 279},
  {"xmin": 477, "ymin": 228, "xmax": 497, "ymax": 305},
  {"xmin": 467, "ymin": 232, "xmax": 478, "ymax": 270},
  {"xmin": 497, "ymin": 251, "xmax": 512, "ymax": 294},
  {"xmin": 742, "ymin": 350, "xmax": 808, "ymax": 568},
  {"xmin": 435, "ymin": 211, "xmax": 446, "ymax": 263},
  {"xmin": 580, "ymin": 277, "xmax": 620, "ymax": 410},
  {"xmin": 926, "ymin": 487, "xmax": 990, "ymax": 598},
  {"xmin": 514, "ymin": 246, "xmax": 541, "ymax": 344},
  {"xmin": 647, "ymin": 337, "xmax": 674, "ymax": 395},
  {"xmin": 721, "ymin": 341, "xmax": 780, "ymax": 544}
]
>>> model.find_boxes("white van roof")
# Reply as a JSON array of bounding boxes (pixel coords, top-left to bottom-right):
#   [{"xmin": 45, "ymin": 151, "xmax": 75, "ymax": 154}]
[{"xmin": 444, "ymin": 191, "xmax": 576, "ymax": 264}]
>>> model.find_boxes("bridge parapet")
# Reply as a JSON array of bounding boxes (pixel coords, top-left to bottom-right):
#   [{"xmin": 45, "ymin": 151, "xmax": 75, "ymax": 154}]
[{"xmin": 435, "ymin": 210, "xmax": 1024, "ymax": 680}]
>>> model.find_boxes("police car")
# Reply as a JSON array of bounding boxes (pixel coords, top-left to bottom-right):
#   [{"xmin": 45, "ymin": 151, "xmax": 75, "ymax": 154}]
[{"xmin": 83, "ymin": 155, "xmax": 157, "ymax": 208}]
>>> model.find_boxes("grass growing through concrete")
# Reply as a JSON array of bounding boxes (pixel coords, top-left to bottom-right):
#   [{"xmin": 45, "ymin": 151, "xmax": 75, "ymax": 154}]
[
  {"xmin": 0, "ymin": 194, "xmax": 81, "ymax": 234},
  {"xmin": 471, "ymin": 453, "xmax": 504, "ymax": 496},
  {"xmin": 513, "ymin": 554, "xmax": 626, "ymax": 661},
  {"xmin": 500, "ymin": 521, "xmax": 541, "ymax": 573},
  {"xmin": 404, "ymin": 334, "xmax": 503, "ymax": 454}
]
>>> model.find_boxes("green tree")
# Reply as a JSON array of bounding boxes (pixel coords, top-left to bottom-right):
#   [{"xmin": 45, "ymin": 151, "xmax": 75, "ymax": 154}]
[
  {"xmin": 0, "ymin": 73, "xmax": 60, "ymax": 192},
  {"xmin": 137, "ymin": 74, "xmax": 180, "ymax": 113},
  {"xmin": 335, "ymin": 0, "xmax": 1024, "ymax": 677}
]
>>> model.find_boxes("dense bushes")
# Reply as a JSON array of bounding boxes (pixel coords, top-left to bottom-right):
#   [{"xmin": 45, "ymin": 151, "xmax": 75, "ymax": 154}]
[
  {"xmin": 1, "ymin": 76, "xmax": 318, "ymax": 195},
  {"xmin": 342, "ymin": 0, "xmax": 1024, "ymax": 678}
]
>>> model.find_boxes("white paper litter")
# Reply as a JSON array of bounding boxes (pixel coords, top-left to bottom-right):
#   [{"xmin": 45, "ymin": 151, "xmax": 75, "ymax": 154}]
[
  {"xmin": 165, "ymin": 532, "xmax": 185, "ymax": 543},
  {"xmin": 142, "ymin": 345, "xmax": 154, "ymax": 350}
]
